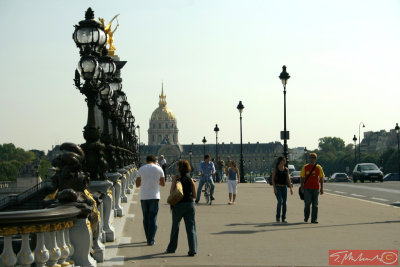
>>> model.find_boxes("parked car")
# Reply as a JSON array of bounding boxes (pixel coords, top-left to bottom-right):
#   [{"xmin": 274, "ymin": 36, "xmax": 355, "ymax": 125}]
[
  {"xmin": 254, "ymin": 176, "xmax": 267, "ymax": 184},
  {"xmin": 383, "ymin": 173, "xmax": 399, "ymax": 181},
  {"xmin": 329, "ymin": 173, "xmax": 352, "ymax": 182},
  {"xmin": 352, "ymin": 163, "xmax": 384, "ymax": 183},
  {"xmin": 290, "ymin": 171, "xmax": 301, "ymax": 184}
]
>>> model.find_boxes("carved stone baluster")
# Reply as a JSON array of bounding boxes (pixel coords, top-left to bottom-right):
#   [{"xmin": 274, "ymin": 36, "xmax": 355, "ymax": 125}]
[
  {"xmin": 64, "ymin": 226, "xmax": 74, "ymax": 266},
  {"xmin": 45, "ymin": 230, "xmax": 61, "ymax": 267},
  {"xmin": 0, "ymin": 235, "xmax": 17, "ymax": 267},
  {"xmin": 34, "ymin": 232, "xmax": 50, "ymax": 267},
  {"xmin": 107, "ymin": 172, "xmax": 122, "ymax": 217},
  {"xmin": 56, "ymin": 227, "xmax": 70, "ymax": 267},
  {"xmin": 17, "ymin": 233, "xmax": 35, "ymax": 267}
]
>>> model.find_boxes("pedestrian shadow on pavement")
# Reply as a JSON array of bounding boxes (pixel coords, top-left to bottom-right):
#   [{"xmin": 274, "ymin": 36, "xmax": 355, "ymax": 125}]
[
  {"xmin": 212, "ymin": 220, "xmax": 400, "ymax": 235},
  {"xmin": 118, "ymin": 241, "xmax": 148, "ymax": 248},
  {"xmin": 124, "ymin": 252, "xmax": 189, "ymax": 261}
]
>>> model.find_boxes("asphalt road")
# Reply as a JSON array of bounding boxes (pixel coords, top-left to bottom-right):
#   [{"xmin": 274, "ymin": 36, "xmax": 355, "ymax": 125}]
[{"xmin": 323, "ymin": 181, "xmax": 400, "ymax": 207}]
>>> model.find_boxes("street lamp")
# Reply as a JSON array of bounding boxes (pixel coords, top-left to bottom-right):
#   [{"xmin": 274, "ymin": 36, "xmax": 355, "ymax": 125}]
[
  {"xmin": 237, "ymin": 101, "xmax": 245, "ymax": 183},
  {"xmin": 358, "ymin": 122, "xmax": 365, "ymax": 163},
  {"xmin": 395, "ymin": 123, "xmax": 400, "ymax": 175},
  {"xmin": 353, "ymin": 135, "xmax": 357, "ymax": 166},
  {"xmin": 304, "ymin": 147, "xmax": 308, "ymax": 164},
  {"xmin": 189, "ymin": 144, "xmax": 193, "ymax": 177},
  {"xmin": 202, "ymin": 136, "xmax": 207, "ymax": 156},
  {"xmin": 279, "ymin": 65, "xmax": 290, "ymax": 165},
  {"xmin": 214, "ymin": 124, "xmax": 219, "ymax": 162}
]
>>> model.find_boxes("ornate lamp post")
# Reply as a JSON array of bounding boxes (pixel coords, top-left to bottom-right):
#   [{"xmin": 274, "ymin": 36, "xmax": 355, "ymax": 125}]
[
  {"xmin": 202, "ymin": 137, "xmax": 207, "ymax": 157},
  {"xmin": 73, "ymin": 8, "xmax": 108, "ymax": 180},
  {"xmin": 279, "ymin": 65, "xmax": 290, "ymax": 165},
  {"xmin": 137, "ymin": 125, "xmax": 141, "ymax": 167},
  {"xmin": 214, "ymin": 124, "xmax": 219, "ymax": 160},
  {"xmin": 358, "ymin": 122, "xmax": 365, "ymax": 163},
  {"xmin": 237, "ymin": 101, "xmax": 245, "ymax": 183},
  {"xmin": 353, "ymin": 135, "xmax": 357, "ymax": 166},
  {"xmin": 395, "ymin": 123, "xmax": 400, "ymax": 175}
]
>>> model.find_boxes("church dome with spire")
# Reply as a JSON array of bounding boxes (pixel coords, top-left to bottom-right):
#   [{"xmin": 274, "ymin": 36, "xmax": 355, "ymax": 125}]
[{"xmin": 148, "ymin": 84, "xmax": 179, "ymax": 145}]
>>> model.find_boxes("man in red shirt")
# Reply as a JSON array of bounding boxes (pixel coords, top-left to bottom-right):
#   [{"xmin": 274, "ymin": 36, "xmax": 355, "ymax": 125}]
[{"xmin": 300, "ymin": 152, "xmax": 325, "ymax": 224}]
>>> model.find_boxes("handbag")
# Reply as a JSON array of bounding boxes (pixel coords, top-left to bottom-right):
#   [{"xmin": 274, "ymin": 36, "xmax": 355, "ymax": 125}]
[
  {"xmin": 167, "ymin": 179, "xmax": 184, "ymax": 206},
  {"xmin": 299, "ymin": 164, "xmax": 317, "ymax": 200}
]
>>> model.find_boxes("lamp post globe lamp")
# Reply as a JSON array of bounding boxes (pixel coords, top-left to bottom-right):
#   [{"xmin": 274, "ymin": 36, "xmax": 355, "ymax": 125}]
[
  {"xmin": 237, "ymin": 101, "xmax": 245, "ymax": 183},
  {"xmin": 202, "ymin": 136, "xmax": 207, "ymax": 157},
  {"xmin": 73, "ymin": 8, "xmax": 107, "ymax": 55},
  {"xmin": 279, "ymin": 65, "xmax": 290, "ymax": 165},
  {"xmin": 352, "ymin": 135, "xmax": 357, "ymax": 166},
  {"xmin": 395, "ymin": 123, "xmax": 400, "ymax": 176}
]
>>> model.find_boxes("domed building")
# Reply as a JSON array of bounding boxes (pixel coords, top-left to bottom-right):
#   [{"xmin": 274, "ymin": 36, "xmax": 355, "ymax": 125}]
[{"xmin": 148, "ymin": 85, "xmax": 179, "ymax": 145}]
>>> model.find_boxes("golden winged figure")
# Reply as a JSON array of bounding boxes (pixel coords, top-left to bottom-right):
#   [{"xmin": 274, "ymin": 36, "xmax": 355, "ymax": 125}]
[{"xmin": 99, "ymin": 14, "xmax": 120, "ymax": 55}]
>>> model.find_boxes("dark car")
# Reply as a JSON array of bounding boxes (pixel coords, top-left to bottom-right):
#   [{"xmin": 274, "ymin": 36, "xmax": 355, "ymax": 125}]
[
  {"xmin": 352, "ymin": 163, "xmax": 383, "ymax": 183},
  {"xmin": 290, "ymin": 171, "xmax": 301, "ymax": 184},
  {"xmin": 383, "ymin": 173, "xmax": 399, "ymax": 181},
  {"xmin": 329, "ymin": 172, "xmax": 352, "ymax": 182}
]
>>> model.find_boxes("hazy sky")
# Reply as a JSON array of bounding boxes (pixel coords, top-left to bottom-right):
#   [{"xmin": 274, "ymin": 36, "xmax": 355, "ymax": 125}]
[{"xmin": 0, "ymin": 0, "xmax": 399, "ymax": 152}]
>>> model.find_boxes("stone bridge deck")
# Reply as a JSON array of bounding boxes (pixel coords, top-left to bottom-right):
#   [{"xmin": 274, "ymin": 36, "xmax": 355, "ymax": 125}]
[{"xmin": 99, "ymin": 182, "xmax": 400, "ymax": 267}]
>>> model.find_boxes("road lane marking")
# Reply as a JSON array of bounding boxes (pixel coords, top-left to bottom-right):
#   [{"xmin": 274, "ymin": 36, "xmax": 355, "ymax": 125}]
[
  {"xmin": 326, "ymin": 183, "xmax": 400, "ymax": 194},
  {"xmin": 350, "ymin": 194, "xmax": 366, "ymax": 197},
  {"xmin": 324, "ymin": 189, "xmax": 331, "ymax": 191},
  {"xmin": 326, "ymin": 193, "xmax": 400, "ymax": 209},
  {"xmin": 371, "ymin": 197, "xmax": 389, "ymax": 202},
  {"xmin": 334, "ymin": 191, "xmax": 347, "ymax": 194}
]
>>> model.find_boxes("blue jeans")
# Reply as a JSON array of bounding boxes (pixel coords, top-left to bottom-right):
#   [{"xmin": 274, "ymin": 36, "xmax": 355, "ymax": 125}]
[
  {"xmin": 141, "ymin": 199, "xmax": 159, "ymax": 244},
  {"xmin": 167, "ymin": 202, "xmax": 197, "ymax": 254},
  {"xmin": 195, "ymin": 177, "xmax": 215, "ymax": 202},
  {"xmin": 275, "ymin": 186, "xmax": 287, "ymax": 221},
  {"xmin": 304, "ymin": 189, "xmax": 319, "ymax": 222},
  {"xmin": 217, "ymin": 170, "xmax": 223, "ymax": 182}
]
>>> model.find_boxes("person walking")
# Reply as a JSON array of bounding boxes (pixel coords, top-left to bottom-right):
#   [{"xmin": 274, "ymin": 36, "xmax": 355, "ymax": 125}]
[
  {"xmin": 135, "ymin": 155, "xmax": 166, "ymax": 245},
  {"xmin": 300, "ymin": 152, "xmax": 325, "ymax": 224},
  {"xmin": 166, "ymin": 160, "xmax": 198, "ymax": 256},
  {"xmin": 195, "ymin": 154, "xmax": 216, "ymax": 204},
  {"xmin": 160, "ymin": 155, "xmax": 167, "ymax": 177},
  {"xmin": 271, "ymin": 156, "xmax": 293, "ymax": 223},
  {"xmin": 227, "ymin": 161, "xmax": 240, "ymax": 204},
  {"xmin": 216, "ymin": 157, "xmax": 225, "ymax": 183}
]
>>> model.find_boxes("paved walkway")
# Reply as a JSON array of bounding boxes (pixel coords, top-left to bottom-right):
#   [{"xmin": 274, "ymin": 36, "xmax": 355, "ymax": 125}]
[{"xmin": 100, "ymin": 182, "xmax": 400, "ymax": 267}]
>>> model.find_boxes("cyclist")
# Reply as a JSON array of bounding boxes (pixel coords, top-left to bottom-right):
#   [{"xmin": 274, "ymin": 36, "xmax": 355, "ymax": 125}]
[{"xmin": 195, "ymin": 154, "xmax": 216, "ymax": 204}]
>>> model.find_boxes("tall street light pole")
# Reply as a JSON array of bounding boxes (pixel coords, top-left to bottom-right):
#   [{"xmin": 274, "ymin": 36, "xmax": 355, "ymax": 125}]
[
  {"xmin": 353, "ymin": 135, "xmax": 357, "ymax": 166},
  {"xmin": 279, "ymin": 65, "xmax": 290, "ymax": 165},
  {"xmin": 358, "ymin": 122, "xmax": 365, "ymax": 163},
  {"xmin": 214, "ymin": 124, "xmax": 219, "ymax": 162},
  {"xmin": 202, "ymin": 137, "xmax": 207, "ymax": 157},
  {"xmin": 395, "ymin": 123, "xmax": 400, "ymax": 175},
  {"xmin": 137, "ymin": 125, "xmax": 141, "ymax": 167},
  {"xmin": 237, "ymin": 101, "xmax": 245, "ymax": 183},
  {"xmin": 189, "ymin": 143, "xmax": 193, "ymax": 177}
]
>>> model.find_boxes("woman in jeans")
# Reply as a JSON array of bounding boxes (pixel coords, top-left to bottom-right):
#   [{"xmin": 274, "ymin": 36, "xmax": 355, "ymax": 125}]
[
  {"xmin": 271, "ymin": 156, "xmax": 293, "ymax": 223},
  {"xmin": 227, "ymin": 161, "xmax": 240, "ymax": 204},
  {"xmin": 166, "ymin": 160, "xmax": 198, "ymax": 256}
]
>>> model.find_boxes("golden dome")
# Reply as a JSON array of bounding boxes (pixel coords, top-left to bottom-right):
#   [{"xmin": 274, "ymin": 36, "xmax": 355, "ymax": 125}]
[{"xmin": 150, "ymin": 85, "xmax": 176, "ymax": 121}]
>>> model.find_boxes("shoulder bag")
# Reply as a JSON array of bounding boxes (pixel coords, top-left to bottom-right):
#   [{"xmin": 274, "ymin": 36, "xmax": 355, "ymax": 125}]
[
  {"xmin": 299, "ymin": 164, "xmax": 317, "ymax": 200},
  {"xmin": 167, "ymin": 178, "xmax": 184, "ymax": 206}
]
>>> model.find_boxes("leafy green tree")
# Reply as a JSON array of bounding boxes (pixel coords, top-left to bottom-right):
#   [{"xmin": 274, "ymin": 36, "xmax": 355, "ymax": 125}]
[
  {"xmin": 318, "ymin": 137, "xmax": 345, "ymax": 152},
  {"xmin": 38, "ymin": 159, "xmax": 51, "ymax": 180}
]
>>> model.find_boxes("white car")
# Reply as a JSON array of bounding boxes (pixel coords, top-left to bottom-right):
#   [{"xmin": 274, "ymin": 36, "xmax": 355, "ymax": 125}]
[{"xmin": 254, "ymin": 177, "xmax": 267, "ymax": 184}]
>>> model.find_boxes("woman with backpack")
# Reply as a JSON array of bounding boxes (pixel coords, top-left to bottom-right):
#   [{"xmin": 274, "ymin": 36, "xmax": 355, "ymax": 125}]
[
  {"xmin": 166, "ymin": 160, "xmax": 198, "ymax": 256},
  {"xmin": 271, "ymin": 156, "xmax": 293, "ymax": 223}
]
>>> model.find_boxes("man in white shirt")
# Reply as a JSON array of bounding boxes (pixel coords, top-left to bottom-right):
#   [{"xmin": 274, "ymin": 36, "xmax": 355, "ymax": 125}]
[{"xmin": 136, "ymin": 155, "xmax": 165, "ymax": 245}]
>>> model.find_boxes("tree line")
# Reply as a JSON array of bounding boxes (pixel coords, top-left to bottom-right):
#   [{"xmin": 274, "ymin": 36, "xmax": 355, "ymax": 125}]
[{"xmin": 0, "ymin": 143, "xmax": 50, "ymax": 181}]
